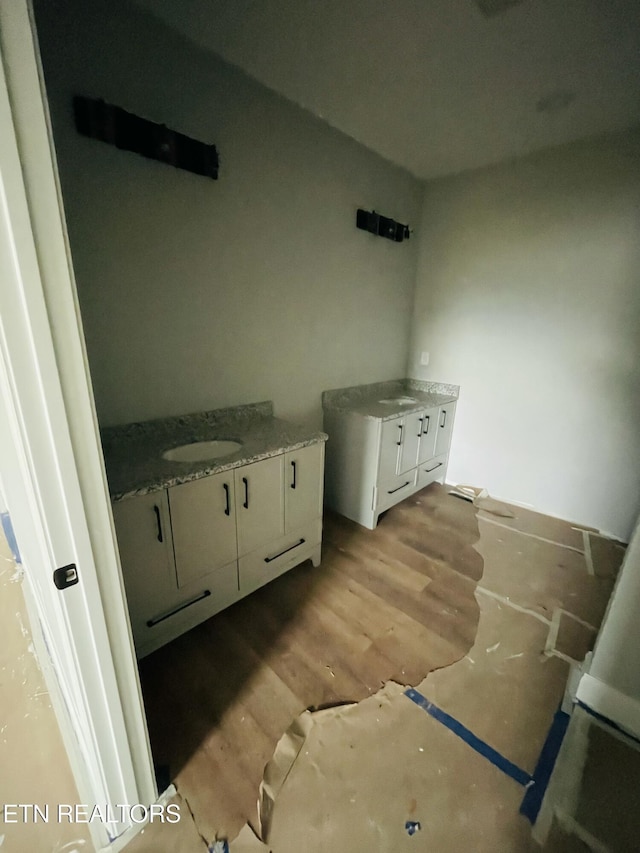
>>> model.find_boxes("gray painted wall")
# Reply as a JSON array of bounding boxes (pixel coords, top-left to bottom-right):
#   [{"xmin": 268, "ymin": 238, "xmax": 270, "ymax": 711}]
[
  {"xmin": 409, "ymin": 130, "xmax": 640, "ymax": 541},
  {"xmin": 35, "ymin": 0, "xmax": 422, "ymax": 430},
  {"xmin": 35, "ymin": 0, "xmax": 640, "ymax": 540}
]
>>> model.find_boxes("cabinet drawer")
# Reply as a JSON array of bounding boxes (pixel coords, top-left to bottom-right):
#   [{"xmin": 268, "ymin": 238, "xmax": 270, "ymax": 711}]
[
  {"xmin": 239, "ymin": 518, "xmax": 322, "ymax": 596},
  {"xmin": 375, "ymin": 470, "xmax": 417, "ymax": 512},
  {"xmin": 131, "ymin": 559, "xmax": 240, "ymax": 658},
  {"xmin": 416, "ymin": 454, "xmax": 447, "ymax": 489}
]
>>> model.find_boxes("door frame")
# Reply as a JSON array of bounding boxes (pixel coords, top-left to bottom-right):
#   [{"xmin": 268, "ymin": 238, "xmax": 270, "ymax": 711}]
[{"xmin": 0, "ymin": 2, "xmax": 155, "ymax": 849}]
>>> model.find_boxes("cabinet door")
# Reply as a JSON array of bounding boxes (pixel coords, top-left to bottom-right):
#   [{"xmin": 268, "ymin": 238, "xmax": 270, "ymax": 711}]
[
  {"xmin": 434, "ymin": 403, "xmax": 456, "ymax": 457},
  {"xmin": 378, "ymin": 418, "xmax": 402, "ymax": 482},
  {"xmin": 417, "ymin": 406, "xmax": 439, "ymax": 465},
  {"xmin": 112, "ymin": 491, "xmax": 177, "ymax": 625},
  {"xmin": 285, "ymin": 443, "xmax": 324, "ymax": 533},
  {"xmin": 169, "ymin": 471, "xmax": 238, "ymax": 588},
  {"xmin": 398, "ymin": 412, "xmax": 421, "ymax": 474},
  {"xmin": 235, "ymin": 455, "xmax": 284, "ymax": 556}
]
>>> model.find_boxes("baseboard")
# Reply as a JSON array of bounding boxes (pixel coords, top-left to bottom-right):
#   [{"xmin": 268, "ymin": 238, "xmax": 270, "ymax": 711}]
[{"xmin": 576, "ymin": 674, "xmax": 640, "ymax": 741}]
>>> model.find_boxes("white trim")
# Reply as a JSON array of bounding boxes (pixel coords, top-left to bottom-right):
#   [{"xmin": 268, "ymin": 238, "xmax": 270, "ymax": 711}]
[
  {"xmin": 551, "ymin": 810, "xmax": 612, "ymax": 853},
  {"xmin": 576, "ymin": 673, "xmax": 640, "ymax": 741},
  {"xmin": 9, "ymin": 0, "xmax": 156, "ymax": 808},
  {"xmin": 0, "ymin": 0, "xmax": 156, "ymax": 845}
]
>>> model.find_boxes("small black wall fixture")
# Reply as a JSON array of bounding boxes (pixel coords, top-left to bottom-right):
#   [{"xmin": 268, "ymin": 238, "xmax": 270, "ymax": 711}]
[
  {"xmin": 356, "ymin": 208, "xmax": 410, "ymax": 243},
  {"xmin": 73, "ymin": 96, "xmax": 219, "ymax": 180}
]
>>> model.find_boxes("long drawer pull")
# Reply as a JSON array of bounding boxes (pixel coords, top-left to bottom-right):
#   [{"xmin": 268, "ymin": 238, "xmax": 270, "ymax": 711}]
[
  {"xmin": 223, "ymin": 483, "xmax": 230, "ymax": 516},
  {"xmin": 387, "ymin": 480, "xmax": 411, "ymax": 495},
  {"xmin": 146, "ymin": 589, "xmax": 211, "ymax": 627},
  {"xmin": 264, "ymin": 538, "xmax": 305, "ymax": 563},
  {"xmin": 424, "ymin": 461, "xmax": 443, "ymax": 474},
  {"xmin": 153, "ymin": 504, "xmax": 163, "ymax": 543}
]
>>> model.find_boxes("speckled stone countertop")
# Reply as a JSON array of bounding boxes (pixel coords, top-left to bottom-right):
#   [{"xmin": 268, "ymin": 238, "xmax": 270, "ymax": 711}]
[
  {"xmin": 101, "ymin": 401, "xmax": 327, "ymax": 502},
  {"xmin": 322, "ymin": 379, "xmax": 459, "ymax": 421}
]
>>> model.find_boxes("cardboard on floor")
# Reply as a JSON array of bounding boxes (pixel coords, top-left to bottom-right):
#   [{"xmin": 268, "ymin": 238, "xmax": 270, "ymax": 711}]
[
  {"xmin": 233, "ymin": 488, "xmax": 620, "ymax": 853},
  {"xmin": 252, "ymin": 683, "xmax": 536, "ymax": 853},
  {"xmin": 140, "ymin": 485, "xmax": 484, "ymax": 841},
  {"xmin": 0, "ymin": 483, "xmax": 625, "ymax": 851},
  {"xmin": 0, "ymin": 530, "xmax": 92, "ymax": 853}
]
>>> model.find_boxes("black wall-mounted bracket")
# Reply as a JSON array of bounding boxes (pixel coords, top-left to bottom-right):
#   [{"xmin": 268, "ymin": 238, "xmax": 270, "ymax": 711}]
[
  {"xmin": 356, "ymin": 208, "xmax": 410, "ymax": 243},
  {"xmin": 73, "ymin": 96, "xmax": 219, "ymax": 180}
]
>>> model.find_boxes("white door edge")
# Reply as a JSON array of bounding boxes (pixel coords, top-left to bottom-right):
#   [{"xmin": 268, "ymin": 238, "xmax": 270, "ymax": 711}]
[{"xmin": 0, "ymin": 0, "xmax": 156, "ymax": 845}]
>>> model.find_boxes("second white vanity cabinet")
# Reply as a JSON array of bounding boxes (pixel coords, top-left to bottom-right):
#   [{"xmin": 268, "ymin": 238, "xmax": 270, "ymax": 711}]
[
  {"xmin": 113, "ymin": 441, "xmax": 324, "ymax": 658},
  {"xmin": 324, "ymin": 399, "xmax": 456, "ymax": 530}
]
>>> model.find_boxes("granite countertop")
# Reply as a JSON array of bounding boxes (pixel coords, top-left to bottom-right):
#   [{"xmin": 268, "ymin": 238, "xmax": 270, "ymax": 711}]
[
  {"xmin": 322, "ymin": 379, "xmax": 459, "ymax": 421},
  {"xmin": 101, "ymin": 401, "xmax": 327, "ymax": 501}
]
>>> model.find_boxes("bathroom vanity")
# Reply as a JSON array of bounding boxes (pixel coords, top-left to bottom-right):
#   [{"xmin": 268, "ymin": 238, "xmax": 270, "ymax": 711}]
[
  {"xmin": 322, "ymin": 380, "xmax": 458, "ymax": 529},
  {"xmin": 103, "ymin": 402, "xmax": 326, "ymax": 657}
]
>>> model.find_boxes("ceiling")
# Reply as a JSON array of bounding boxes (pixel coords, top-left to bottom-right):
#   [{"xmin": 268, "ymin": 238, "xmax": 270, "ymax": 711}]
[{"xmin": 133, "ymin": 0, "xmax": 640, "ymax": 180}]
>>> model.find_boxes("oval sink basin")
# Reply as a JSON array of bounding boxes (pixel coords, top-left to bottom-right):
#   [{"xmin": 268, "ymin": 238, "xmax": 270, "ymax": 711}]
[
  {"xmin": 162, "ymin": 440, "xmax": 242, "ymax": 463},
  {"xmin": 378, "ymin": 396, "xmax": 419, "ymax": 406}
]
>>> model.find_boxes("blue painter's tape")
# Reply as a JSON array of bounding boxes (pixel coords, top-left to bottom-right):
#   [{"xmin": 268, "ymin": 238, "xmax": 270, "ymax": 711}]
[
  {"xmin": 1, "ymin": 511, "xmax": 21, "ymax": 564},
  {"xmin": 520, "ymin": 707, "xmax": 570, "ymax": 824},
  {"xmin": 404, "ymin": 688, "xmax": 532, "ymax": 787}
]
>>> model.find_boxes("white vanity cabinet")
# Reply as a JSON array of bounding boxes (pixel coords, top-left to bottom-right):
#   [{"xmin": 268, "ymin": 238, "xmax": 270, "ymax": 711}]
[
  {"xmin": 416, "ymin": 407, "xmax": 439, "ymax": 465},
  {"xmin": 113, "ymin": 441, "xmax": 324, "ymax": 658},
  {"xmin": 285, "ymin": 444, "xmax": 325, "ymax": 532},
  {"xmin": 378, "ymin": 418, "xmax": 403, "ymax": 481},
  {"xmin": 170, "ymin": 469, "xmax": 237, "ymax": 587},
  {"xmin": 238, "ymin": 443, "xmax": 324, "ymax": 597},
  {"xmin": 111, "ymin": 491, "xmax": 181, "ymax": 640},
  {"xmin": 324, "ymin": 402, "xmax": 456, "ymax": 529},
  {"xmin": 435, "ymin": 403, "xmax": 455, "ymax": 457},
  {"xmin": 234, "ymin": 455, "xmax": 285, "ymax": 556}
]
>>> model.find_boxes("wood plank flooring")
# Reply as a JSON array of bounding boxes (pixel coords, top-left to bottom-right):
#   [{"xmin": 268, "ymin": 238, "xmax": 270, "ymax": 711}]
[{"xmin": 138, "ymin": 483, "xmax": 483, "ymax": 840}]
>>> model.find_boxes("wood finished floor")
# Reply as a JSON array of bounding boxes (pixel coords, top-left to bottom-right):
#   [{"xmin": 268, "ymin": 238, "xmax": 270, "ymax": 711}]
[{"xmin": 139, "ymin": 483, "xmax": 483, "ymax": 840}]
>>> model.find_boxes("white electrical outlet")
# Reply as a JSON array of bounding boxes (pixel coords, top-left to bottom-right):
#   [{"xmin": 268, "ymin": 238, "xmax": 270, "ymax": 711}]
[{"xmin": 420, "ymin": 351, "xmax": 430, "ymax": 366}]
